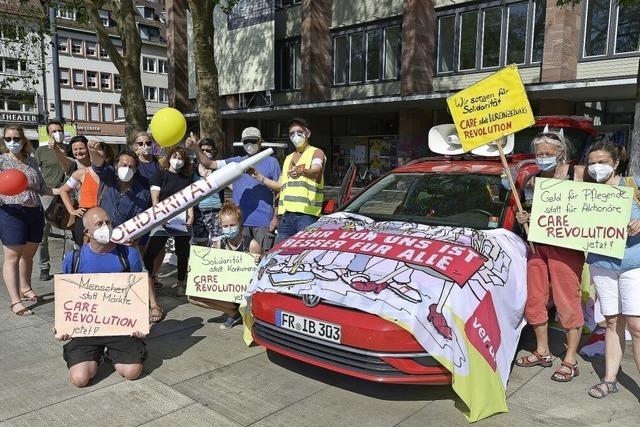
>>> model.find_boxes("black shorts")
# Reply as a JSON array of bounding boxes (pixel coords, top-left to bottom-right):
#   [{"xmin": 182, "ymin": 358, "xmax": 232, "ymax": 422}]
[{"xmin": 62, "ymin": 336, "xmax": 147, "ymax": 368}]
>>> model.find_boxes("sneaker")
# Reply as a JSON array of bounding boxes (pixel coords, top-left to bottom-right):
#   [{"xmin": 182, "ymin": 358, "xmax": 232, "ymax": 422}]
[
  {"xmin": 39, "ymin": 268, "xmax": 52, "ymax": 281},
  {"xmin": 219, "ymin": 314, "xmax": 242, "ymax": 330}
]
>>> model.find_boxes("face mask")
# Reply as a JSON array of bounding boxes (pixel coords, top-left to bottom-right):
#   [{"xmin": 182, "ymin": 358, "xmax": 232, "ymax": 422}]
[
  {"xmin": 290, "ymin": 132, "xmax": 306, "ymax": 148},
  {"xmin": 204, "ymin": 152, "xmax": 214, "ymax": 159},
  {"xmin": 588, "ymin": 163, "xmax": 615, "ymax": 183},
  {"xmin": 244, "ymin": 142, "xmax": 259, "ymax": 155},
  {"xmin": 170, "ymin": 158, "xmax": 184, "ymax": 171},
  {"xmin": 92, "ymin": 224, "xmax": 112, "ymax": 244},
  {"xmin": 5, "ymin": 140, "xmax": 23, "ymax": 154},
  {"xmin": 52, "ymin": 131, "xmax": 64, "ymax": 144},
  {"xmin": 536, "ymin": 156, "xmax": 557, "ymax": 172},
  {"xmin": 222, "ymin": 225, "xmax": 240, "ymax": 240},
  {"xmin": 117, "ymin": 166, "xmax": 134, "ymax": 182}
]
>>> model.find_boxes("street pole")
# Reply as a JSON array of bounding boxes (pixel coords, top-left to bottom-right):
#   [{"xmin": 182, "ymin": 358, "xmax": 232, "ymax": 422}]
[{"xmin": 49, "ymin": 4, "xmax": 62, "ymax": 121}]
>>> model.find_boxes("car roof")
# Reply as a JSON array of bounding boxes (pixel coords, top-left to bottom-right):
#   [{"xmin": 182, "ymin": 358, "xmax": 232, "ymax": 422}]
[{"xmin": 394, "ymin": 155, "xmax": 534, "ymax": 175}]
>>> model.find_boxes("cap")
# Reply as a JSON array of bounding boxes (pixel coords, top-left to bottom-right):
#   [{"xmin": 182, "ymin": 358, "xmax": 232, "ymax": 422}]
[{"xmin": 241, "ymin": 127, "xmax": 261, "ymax": 142}]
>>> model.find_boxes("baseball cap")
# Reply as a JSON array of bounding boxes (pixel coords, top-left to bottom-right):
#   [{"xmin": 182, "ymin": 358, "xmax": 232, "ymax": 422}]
[{"xmin": 241, "ymin": 127, "xmax": 261, "ymax": 142}]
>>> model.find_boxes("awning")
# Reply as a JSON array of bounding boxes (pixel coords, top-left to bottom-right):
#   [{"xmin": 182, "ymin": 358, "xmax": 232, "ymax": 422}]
[{"xmin": 83, "ymin": 135, "xmax": 127, "ymax": 145}]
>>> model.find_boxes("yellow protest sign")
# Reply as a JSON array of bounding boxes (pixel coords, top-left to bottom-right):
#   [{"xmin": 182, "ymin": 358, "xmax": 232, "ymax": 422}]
[
  {"xmin": 446, "ymin": 64, "xmax": 535, "ymax": 152},
  {"xmin": 38, "ymin": 124, "xmax": 77, "ymax": 144},
  {"xmin": 54, "ymin": 273, "xmax": 150, "ymax": 338},
  {"xmin": 186, "ymin": 247, "xmax": 256, "ymax": 303},
  {"xmin": 528, "ymin": 178, "xmax": 634, "ymax": 259}
]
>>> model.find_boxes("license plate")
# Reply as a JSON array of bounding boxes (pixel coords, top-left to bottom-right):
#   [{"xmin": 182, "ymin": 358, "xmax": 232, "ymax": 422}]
[{"xmin": 275, "ymin": 310, "xmax": 342, "ymax": 343}]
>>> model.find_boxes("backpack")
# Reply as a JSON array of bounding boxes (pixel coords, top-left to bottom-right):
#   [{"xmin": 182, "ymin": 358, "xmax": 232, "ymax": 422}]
[{"xmin": 71, "ymin": 245, "xmax": 131, "ymax": 274}]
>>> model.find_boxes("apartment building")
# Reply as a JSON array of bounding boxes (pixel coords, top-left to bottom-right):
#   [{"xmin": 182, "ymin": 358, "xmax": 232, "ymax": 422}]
[{"xmin": 169, "ymin": 0, "xmax": 639, "ymax": 184}]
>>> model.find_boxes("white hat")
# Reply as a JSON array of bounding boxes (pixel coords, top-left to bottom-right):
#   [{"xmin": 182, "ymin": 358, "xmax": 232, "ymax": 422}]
[
  {"xmin": 428, "ymin": 124, "xmax": 464, "ymax": 155},
  {"xmin": 241, "ymin": 127, "xmax": 261, "ymax": 142},
  {"xmin": 471, "ymin": 134, "xmax": 515, "ymax": 157}
]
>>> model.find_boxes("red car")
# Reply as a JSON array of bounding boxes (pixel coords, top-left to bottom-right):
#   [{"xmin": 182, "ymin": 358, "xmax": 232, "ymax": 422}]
[{"xmin": 250, "ymin": 117, "xmax": 595, "ymax": 384}]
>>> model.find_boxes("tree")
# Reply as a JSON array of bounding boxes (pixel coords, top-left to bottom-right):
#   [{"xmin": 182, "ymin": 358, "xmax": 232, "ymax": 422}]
[{"xmin": 557, "ymin": 0, "xmax": 640, "ymax": 175}]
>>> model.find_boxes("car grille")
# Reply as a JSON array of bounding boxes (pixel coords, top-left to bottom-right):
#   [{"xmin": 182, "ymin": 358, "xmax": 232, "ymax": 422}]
[{"xmin": 253, "ymin": 319, "xmax": 430, "ymax": 377}]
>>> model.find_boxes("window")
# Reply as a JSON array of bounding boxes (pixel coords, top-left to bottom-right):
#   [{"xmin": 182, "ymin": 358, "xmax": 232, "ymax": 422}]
[
  {"xmin": 582, "ymin": 0, "xmax": 640, "ymax": 58},
  {"xmin": 86, "ymin": 41, "xmax": 97, "ymax": 56},
  {"xmin": 1, "ymin": 23, "xmax": 18, "ymax": 39},
  {"xmin": 4, "ymin": 58, "xmax": 19, "ymax": 74},
  {"xmin": 72, "ymin": 69, "xmax": 84, "ymax": 87},
  {"xmin": 143, "ymin": 56, "xmax": 157, "ymax": 73},
  {"xmin": 275, "ymin": 39, "xmax": 302, "ymax": 90},
  {"xmin": 332, "ymin": 22, "xmax": 400, "ymax": 85},
  {"xmin": 437, "ymin": 0, "xmax": 546, "ymax": 73},
  {"xmin": 102, "ymin": 104, "xmax": 113, "ymax": 122},
  {"xmin": 136, "ymin": 6, "xmax": 155, "ymax": 20},
  {"xmin": 99, "ymin": 10, "xmax": 111, "ymax": 27},
  {"xmin": 6, "ymin": 97, "xmax": 20, "ymax": 111},
  {"xmin": 99, "ymin": 46, "xmax": 108, "ymax": 58},
  {"xmin": 87, "ymin": 71, "xmax": 97, "ymax": 88},
  {"xmin": 158, "ymin": 59, "xmax": 168, "ymax": 74},
  {"xmin": 57, "ymin": 8, "xmax": 76, "ymax": 20},
  {"xmin": 116, "ymin": 105, "xmax": 125, "ymax": 119},
  {"xmin": 276, "ymin": 0, "xmax": 302, "ymax": 9},
  {"xmin": 62, "ymin": 101, "xmax": 71, "ymax": 119},
  {"xmin": 74, "ymin": 102, "xmax": 86, "ymax": 120},
  {"xmin": 71, "ymin": 39, "xmax": 83, "ymax": 55},
  {"xmin": 139, "ymin": 25, "xmax": 160, "ymax": 41},
  {"xmin": 144, "ymin": 86, "xmax": 157, "ymax": 101},
  {"xmin": 59, "ymin": 68, "xmax": 70, "ymax": 86},
  {"xmin": 89, "ymin": 103, "xmax": 100, "ymax": 121},
  {"xmin": 58, "ymin": 37, "xmax": 69, "ymax": 53},
  {"xmin": 100, "ymin": 73, "xmax": 111, "ymax": 90},
  {"xmin": 114, "ymin": 75, "xmax": 122, "ymax": 91},
  {"xmin": 159, "ymin": 88, "xmax": 169, "ymax": 103}
]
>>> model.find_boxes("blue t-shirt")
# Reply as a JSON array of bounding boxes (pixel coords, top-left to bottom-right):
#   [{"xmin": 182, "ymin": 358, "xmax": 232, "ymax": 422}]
[
  {"xmin": 193, "ymin": 162, "xmax": 223, "ymax": 211},
  {"xmin": 136, "ymin": 157, "xmax": 160, "ymax": 190},
  {"xmin": 62, "ymin": 244, "xmax": 144, "ymax": 274},
  {"xmin": 93, "ymin": 164, "xmax": 151, "ymax": 228},
  {"xmin": 587, "ymin": 176, "xmax": 640, "ymax": 271},
  {"xmin": 222, "ymin": 155, "xmax": 281, "ymax": 227}
]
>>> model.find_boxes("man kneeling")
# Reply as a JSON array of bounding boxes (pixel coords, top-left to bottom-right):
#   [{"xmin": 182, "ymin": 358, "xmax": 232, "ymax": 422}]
[{"xmin": 55, "ymin": 207, "xmax": 147, "ymax": 387}]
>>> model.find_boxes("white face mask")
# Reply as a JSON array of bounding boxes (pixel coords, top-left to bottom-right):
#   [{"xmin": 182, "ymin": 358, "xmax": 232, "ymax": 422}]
[
  {"xmin": 170, "ymin": 158, "xmax": 184, "ymax": 171},
  {"xmin": 5, "ymin": 140, "xmax": 23, "ymax": 154},
  {"xmin": 204, "ymin": 152, "xmax": 214, "ymax": 159},
  {"xmin": 117, "ymin": 166, "xmax": 135, "ymax": 182},
  {"xmin": 244, "ymin": 142, "xmax": 259, "ymax": 155},
  {"xmin": 588, "ymin": 163, "xmax": 615, "ymax": 183},
  {"xmin": 290, "ymin": 132, "xmax": 306, "ymax": 148},
  {"xmin": 52, "ymin": 131, "xmax": 64, "ymax": 144},
  {"xmin": 92, "ymin": 224, "xmax": 112, "ymax": 244}
]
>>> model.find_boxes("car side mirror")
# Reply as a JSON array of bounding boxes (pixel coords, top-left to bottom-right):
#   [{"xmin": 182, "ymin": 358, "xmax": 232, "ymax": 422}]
[{"xmin": 322, "ymin": 199, "xmax": 338, "ymax": 215}]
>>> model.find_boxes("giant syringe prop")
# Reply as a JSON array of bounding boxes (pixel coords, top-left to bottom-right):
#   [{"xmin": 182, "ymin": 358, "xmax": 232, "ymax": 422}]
[{"xmin": 110, "ymin": 148, "xmax": 274, "ymax": 244}]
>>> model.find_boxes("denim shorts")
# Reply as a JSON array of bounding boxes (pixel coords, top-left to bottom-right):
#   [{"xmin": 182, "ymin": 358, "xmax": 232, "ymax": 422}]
[{"xmin": 0, "ymin": 204, "xmax": 45, "ymax": 245}]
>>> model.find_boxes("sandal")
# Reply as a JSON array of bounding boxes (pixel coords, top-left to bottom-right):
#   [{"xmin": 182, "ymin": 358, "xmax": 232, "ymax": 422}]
[
  {"xmin": 514, "ymin": 351, "xmax": 553, "ymax": 368},
  {"xmin": 10, "ymin": 302, "xmax": 33, "ymax": 316},
  {"xmin": 588, "ymin": 379, "xmax": 619, "ymax": 398},
  {"xmin": 176, "ymin": 285, "xmax": 186, "ymax": 297},
  {"xmin": 149, "ymin": 306, "xmax": 164, "ymax": 323},
  {"xmin": 551, "ymin": 361, "xmax": 579, "ymax": 382},
  {"xmin": 20, "ymin": 288, "xmax": 40, "ymax": 302},
  {"xmin": 151, "ymin": 276, "xmax": 163, "ymax": 290}
]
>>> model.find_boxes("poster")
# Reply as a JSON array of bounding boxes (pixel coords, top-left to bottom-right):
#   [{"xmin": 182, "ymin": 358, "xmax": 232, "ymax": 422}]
[
  {"xmin": 38, "ymin": 124, "xmax": 77, "ymax": 144},
  {"xmin": 54, "ymin": 273, "xmax": 149, "ymax": 338},
  {"xmin": 186, "ymin": 247, "xmax": 257, "ymax": 303},
  {"xmin": 528, "ymin": 178, "xmax": 634, "ymax": 258},
  {"xmin": 447, "ymin": 64, "xmax": 535, "ymax": 152}
]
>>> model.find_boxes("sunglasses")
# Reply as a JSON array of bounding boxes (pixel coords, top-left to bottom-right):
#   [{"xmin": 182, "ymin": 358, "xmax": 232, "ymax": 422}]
[
  {"xmin": 135, "ymin": 140, "xmax": 152, "ymax": 146},
  {"xmin": 201, "ymin": 148, "xmax": 216, "ymax": 153},
  {"xmin": 536, "ymin": 132, "xmax": 561, "ymax": 141},
  {"xmin": 3, "ymin": 137, "xmax": 21, "ymax": 143}
]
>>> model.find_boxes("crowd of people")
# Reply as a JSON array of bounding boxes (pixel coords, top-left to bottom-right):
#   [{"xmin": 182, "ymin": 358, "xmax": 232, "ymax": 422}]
[{"xmin": 1, "ymin": 119, "xmax": 638, "ymax": 398}]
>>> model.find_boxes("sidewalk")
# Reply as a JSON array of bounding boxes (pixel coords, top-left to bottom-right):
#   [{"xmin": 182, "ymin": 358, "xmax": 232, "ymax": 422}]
[{"xmin": 0, "ymin": 236, "xmax": 639, "ymax": 426}]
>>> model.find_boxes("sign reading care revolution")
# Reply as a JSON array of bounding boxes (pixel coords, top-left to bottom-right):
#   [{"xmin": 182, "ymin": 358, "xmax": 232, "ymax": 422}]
[
  {"xmin": 54, "ymin": 273, "xmax": 150, "ymax": 338},
  {"xmin": 186, "ymin": 247, "xmax": 257, "ymax": 303},
  {"xmin": 447, "ymin": 64, "xmax": 535, "ymax": 152},
  {"xmin": 528, "ymin": 178, "xmax": 634, "ymax": 258}
]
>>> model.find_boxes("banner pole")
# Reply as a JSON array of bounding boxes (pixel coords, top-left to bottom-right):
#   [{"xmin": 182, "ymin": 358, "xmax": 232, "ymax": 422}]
[{"xmin": 496, "ymin": 142, "xmax": 536, "ymax": 253}]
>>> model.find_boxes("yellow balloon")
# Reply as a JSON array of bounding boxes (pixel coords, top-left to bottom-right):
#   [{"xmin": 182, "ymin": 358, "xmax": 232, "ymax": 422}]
[{"xmin": 149, "ymin": 107, "xmax": 187, "ymax": 148}]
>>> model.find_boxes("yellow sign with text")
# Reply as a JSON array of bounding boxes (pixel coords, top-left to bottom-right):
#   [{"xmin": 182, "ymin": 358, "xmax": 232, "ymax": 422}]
[
  {"xmin": 38, "ymin": 124, "xmax": 77, "ymax": 144},
  {"xmin": 447, "ymin": 64, "xmax": 535, "ymax": 152},
  {"xmin": 528, "ymin": 178, "xmax": 634, "ymax": 259}
]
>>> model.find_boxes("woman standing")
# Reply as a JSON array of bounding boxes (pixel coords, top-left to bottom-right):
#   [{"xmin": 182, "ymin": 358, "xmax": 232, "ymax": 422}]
[
  {"xmin": 192, "ymin": 138, "xmax": 224, "ymax": 246},
  {"xmin": 143, "ymin": 146, "xmax": 194, "ymax": 296},
  {"xmin": 188, "ymin": 201, "xmax": 262, "ymax": 329},
  {"xmin": 585, "ymin": 142, "xmax": 640, "ymax": 398},
  {"xmin": 0, "ymin": 125, "xmax": 57, "ymax": 315},
  {"xmin": 513, "ymin": 131, "xmax": 584, "ymax": 382}
]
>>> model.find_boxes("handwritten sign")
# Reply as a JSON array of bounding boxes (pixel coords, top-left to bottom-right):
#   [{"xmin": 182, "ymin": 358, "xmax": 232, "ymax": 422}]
[
  {"xmin": 528, "ymin": 178, "xmax": 634, "ymax": 258},
  {"xmin": 186, "ymin": 247, "xmax": 257, "ymax": 302},
  {"xmin": 54, "ymin": 273, "xmax": 150, "ymax": 337},
  {"xmin": 447, "ymin": 64, "xmax": 535, "ymax": 152}
]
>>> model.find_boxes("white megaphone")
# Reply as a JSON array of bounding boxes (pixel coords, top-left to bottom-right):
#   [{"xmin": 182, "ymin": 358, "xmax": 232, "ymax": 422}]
[{"xmin": 110, "ymin": 148, "xmax": 274, "ymax": 244}]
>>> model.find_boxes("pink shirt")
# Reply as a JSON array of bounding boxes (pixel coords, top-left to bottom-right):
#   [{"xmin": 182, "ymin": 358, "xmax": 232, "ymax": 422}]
[{"xmin": 0, "ymin": 153, "xmax": 46, "ymax": 207}]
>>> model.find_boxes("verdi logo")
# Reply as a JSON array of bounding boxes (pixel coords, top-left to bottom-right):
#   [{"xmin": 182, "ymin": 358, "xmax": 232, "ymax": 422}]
[{"xmin": 464, "ymin": 292, "xmax": 501, "ymax": 371}]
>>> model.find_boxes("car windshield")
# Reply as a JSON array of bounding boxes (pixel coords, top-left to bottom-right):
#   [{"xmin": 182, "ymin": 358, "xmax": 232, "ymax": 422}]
[{"xmin": 343, "ymin": 172, "xmax": 509, "ymax": 229}]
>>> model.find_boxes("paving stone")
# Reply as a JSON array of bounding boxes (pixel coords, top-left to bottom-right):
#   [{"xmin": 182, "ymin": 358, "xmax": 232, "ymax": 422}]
[
  {"xmin": 0, "ymin": 323, "xmax": 63, "ymax": 370},
  {"xmin": 139, "ymin": 402, "xmax": 241, "ymax": 427},
  {"xmin": 0, "ymin": 304, "xmax": 49, "ymax": 333}
]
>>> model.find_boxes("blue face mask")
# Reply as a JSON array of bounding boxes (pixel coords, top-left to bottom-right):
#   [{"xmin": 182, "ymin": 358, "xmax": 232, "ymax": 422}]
[
  {"xmin": 536, "ymin": 156, "xmax": 557, "ymax": 171},
  {"xmin": 222, "ymin": 226, "xmax": 240, "ymax": 240}
]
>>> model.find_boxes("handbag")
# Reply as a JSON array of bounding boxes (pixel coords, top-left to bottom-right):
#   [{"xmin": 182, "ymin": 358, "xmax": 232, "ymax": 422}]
[{"xmin": 45, "ymin": 195, "xmax": 76, "ymax": 230}]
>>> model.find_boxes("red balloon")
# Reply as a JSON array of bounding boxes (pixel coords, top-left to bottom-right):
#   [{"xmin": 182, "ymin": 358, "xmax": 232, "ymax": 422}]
[{"xmin": 0, "ymin": 169, "xmax": 29, "ymax": 196}]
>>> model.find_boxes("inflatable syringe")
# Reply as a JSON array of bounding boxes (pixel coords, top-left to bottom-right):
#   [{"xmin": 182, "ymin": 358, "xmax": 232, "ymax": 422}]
[{"xmin": 110, "ymin": 148, "xmax": 274, "ymax": 244}]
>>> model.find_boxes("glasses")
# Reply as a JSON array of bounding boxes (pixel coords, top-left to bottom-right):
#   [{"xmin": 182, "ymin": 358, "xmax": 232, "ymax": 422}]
[
  {"xmin": 535, "ymin": 132, "xmax": 561, "ymax": 141},
  {"xmin": 3, "ymin": 137, "xmax": 21, "ymax": 143},
  {"xmin": 201, "ymin": 148, "xmax": 215, "ymax": 154},
  {"xmin": 135, "ymin": 140, "xmax": 152, "ymax": 146}
]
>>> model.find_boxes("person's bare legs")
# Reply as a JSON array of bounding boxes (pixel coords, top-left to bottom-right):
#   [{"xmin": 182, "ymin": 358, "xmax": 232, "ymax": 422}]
[
  {"xmin": 603, "ymin": 314, "xmax": 625, "ymax": 382},
  {"xmin": 113, "ymin": 363, "xmax": 143, "ymax": 380},
  {"xmin": 533, "ymin": 322, "xmax": 550, "ymax": 356},
  {"xmin": 564, "ymin": 327, "xmax": 581, "ymax": 365},
  {"xmin": 626, "ymin": 315, "xmax": 640, "ymax": 374},
  {"xmin": 68, "ymin": 361, "xmax": 98, "ymax": 388},
  {"xmin": 3, "ymin": 244, "xmax": 30, "ymax": 314},
  {"xmin": 18, "ymin": 242, "xmax": 39, "ymax": 295}
]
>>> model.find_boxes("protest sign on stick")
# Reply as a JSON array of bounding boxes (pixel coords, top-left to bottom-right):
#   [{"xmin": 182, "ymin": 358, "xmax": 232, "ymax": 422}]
[
  {"xmin": 528, "ymin": 178, "xmax": 633, "ymax": 258},
  {"xmin": 55, "ymin": 273, "xmax": 150, "ymax": 338},
  {"xmin": 186, "ymin": 247, "xmax": 257, "ymax": 303}
]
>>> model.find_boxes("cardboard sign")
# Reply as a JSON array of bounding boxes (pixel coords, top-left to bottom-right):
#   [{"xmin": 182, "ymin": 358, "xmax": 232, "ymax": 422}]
[
  {"xmin": 528, "ymin": 178, "xmax": 634, "ymax": 258},
  {"xmin": 447, "ymin": 64, "xmax": 535, "ymax": 152},
  {"xmin": 186, "ymin": 247, "xmax": 257, "ymax": 302},
  {"xmin": 54, "ymin": 273, "xmax": 150, "ymax": 337},
  {"xmin": 38, "ymin": 124, "xmax": 77, "ymax": 144}
]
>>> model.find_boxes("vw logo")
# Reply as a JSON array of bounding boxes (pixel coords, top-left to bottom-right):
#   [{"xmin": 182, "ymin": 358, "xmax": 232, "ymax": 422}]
[{"xmin": 302, "ymin": 294, "xmax": 321, "ymax": 308}]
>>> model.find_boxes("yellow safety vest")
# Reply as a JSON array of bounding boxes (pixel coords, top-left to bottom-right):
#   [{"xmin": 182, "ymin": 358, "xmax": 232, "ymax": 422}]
[{"xmin": 279, "ymin": 145, "xmax": 324, "ymax": 217}]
